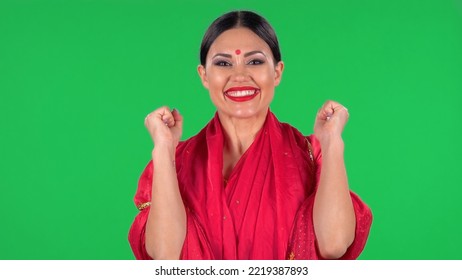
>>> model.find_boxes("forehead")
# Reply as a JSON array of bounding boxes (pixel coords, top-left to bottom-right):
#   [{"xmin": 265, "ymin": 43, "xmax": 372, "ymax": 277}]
[{"xmin": 208, "ymin": 27, "xmax": 270, "ymax": 54}]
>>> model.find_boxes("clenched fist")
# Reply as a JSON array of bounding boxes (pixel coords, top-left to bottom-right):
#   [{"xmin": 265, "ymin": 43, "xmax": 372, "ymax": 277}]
[
  {"xmin": 314, "ymin": 100, "xmax": 349, "ymax": 146},
  {"xmin": 144, "ymin": 107, "xmax": 183, "ymax": 150}
]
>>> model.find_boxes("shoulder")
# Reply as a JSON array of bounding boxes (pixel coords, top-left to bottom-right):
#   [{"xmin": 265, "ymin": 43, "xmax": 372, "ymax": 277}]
[
  {"xmin": 133, "ymin": 131, "xmax": 206, "ymax": 206},
  {"xmin": 175, "ymin": 127, "xmax": 207, "ymax": 160},
  {"xmin": 268, "ymin": 112, "xmax": 322, "ymax": 162},
  {"xmin": 304, "ymin": 134, "xmax": 322, "ymax": 169},
  {"xmin": 279, "ymin": 121, "xmax": 322, "ymax": 164}
]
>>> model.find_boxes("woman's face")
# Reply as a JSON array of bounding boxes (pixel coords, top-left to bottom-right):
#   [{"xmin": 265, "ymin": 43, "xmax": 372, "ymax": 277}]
[{"xmin": 198, "ymin": 27, "xmax": 284, "ymax": 120}]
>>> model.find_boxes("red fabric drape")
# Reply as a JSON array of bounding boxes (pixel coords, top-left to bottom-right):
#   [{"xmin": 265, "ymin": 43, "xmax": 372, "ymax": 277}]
[{"xmin": 128, "ymin": 111, "xmax": 372, "ymax": 259}]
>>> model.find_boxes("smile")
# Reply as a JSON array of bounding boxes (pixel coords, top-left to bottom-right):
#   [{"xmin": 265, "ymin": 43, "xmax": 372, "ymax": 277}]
[{"xmin": 224, "ymin": 86, "xmax": 260, "ymax": 102}]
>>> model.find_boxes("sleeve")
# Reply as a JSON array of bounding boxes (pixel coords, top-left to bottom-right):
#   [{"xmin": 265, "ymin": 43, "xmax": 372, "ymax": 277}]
[
  {"xmin": 287, "ymin": 191, "xmax": 372, "ymax": 260},
  {"xmin": 338, "ymin": 192, "xmax": 373, "ymax": 259},
  {"xmin": 128, "ymin": 160, "xmax": 216, "ymax": 260},
  {"xmin": 128, "ymin": 161, "xmax": 154, "ymax": 260},
  {"xmin": 179, "ymin": 208, "xmax": 216, "ymax": 260},
  {"xmin": 287, "ymin": 135, "xmax": 373, "ymax": 260}
]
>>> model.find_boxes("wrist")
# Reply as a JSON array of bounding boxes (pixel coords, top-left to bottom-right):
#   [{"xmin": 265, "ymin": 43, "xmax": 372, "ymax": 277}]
[
  {"xmin": 319, "ymin": 137, "xmax": 344, "ymax": 154},
  {"xmin": 152, "ymin": 145, "xmax": 176, "ymax": 162}
]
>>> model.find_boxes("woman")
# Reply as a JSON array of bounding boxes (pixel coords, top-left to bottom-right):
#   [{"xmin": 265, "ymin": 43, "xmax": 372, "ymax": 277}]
[{"xmin": 129, "ymin": 10, "xmax": 372, "ymax": 260}]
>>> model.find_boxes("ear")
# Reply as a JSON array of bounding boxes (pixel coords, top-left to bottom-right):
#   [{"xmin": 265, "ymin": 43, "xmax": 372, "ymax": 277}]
[
  {"xmin": 274, "ymin": 61, "xmax": 284, "ymax": 87},
  {"xmin": 197, "ymin": 64, "xmax": 209, "ymax": 89}
]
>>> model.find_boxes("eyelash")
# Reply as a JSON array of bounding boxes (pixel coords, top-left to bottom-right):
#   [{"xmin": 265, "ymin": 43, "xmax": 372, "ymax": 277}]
[
  {"xmin": 248, "ymin": 59, "xmax": 264, "ymax": 65},
  {"xmin": 214, "ymin": 61, "xmax": 231, "ymax": 67},
  {"xmin": 213, "ymin": 59, "xmax": 265, "ymax": 67}
]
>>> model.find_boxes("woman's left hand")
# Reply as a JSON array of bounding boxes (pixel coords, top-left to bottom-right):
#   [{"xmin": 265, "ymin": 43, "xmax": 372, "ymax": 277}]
[
  {"xmin": 313, "ymin": 100, "xmax": 355, "ymax": 259},
  {"xmin": 313, "ymin": 100, "xmax": 349, "ymax": 145}
]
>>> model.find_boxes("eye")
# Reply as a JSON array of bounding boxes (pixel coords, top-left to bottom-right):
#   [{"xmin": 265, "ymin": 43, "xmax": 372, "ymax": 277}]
[
  {"xmin": 214, "ymin": 60, "xmax": 232, "ymax": 67},
  {"xmin": 247, "ymin": 59, "xmax": 264, "ymax": 65}
]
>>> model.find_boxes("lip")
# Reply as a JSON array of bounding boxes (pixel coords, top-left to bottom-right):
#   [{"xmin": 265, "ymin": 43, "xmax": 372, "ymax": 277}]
[{"xmin": 224, "ymin": 86, "xmax": 260, "ymax": 102}]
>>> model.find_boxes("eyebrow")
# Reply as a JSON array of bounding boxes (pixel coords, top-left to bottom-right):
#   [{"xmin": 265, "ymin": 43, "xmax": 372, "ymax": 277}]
[
  {"xmin": 243, "ymin": 50, "xmax": 266, "ymax": 58},
  {"xmin": 213, "ymin": 53, "xmax": 232, "ymax": 59},
  {"xmin": 212, "ymin": 50, "xmax": 267, "ymax": 59}
]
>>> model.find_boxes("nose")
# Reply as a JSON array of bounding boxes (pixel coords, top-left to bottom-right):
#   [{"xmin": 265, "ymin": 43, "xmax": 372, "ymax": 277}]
[{"xmin": 231, "ymin": 64, "xmax": 250, "ymax": 82}]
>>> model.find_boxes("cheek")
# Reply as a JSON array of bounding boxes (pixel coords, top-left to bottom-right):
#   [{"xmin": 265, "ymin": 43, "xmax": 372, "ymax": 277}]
[
  {"xmin": 206, "ymin": 71, "xmax": 227, "ymax": 90},
  {"xmin": 258, "ymin": 68, "xmax": 276, "ymax": 86}
]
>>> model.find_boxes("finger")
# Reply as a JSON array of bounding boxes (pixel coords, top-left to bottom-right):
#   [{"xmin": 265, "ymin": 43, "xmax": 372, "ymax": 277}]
[
  {"xmin": 162, "ymin": 109, "xmax": 182, "ymax": 128},
  {"xmin": 144, "ymin": 111, "xmax": 157, "ymax": 126},
  {"xmin": 316, "ymin": 105, "xmax": 334, "ymax": 121},
  {"xmin": 331, "ymin": 104, "xmax": 349, "ymax": 119},
  {"xmin": 342, "ymin": 106, "xmax": 349, "ymax": 119},
  {"xmin": 144, "ymin": 106, "xmax": 171, "ymax": 126},
  {"xmin": 319, "ymin": 100, "xmax": 349, "ymax": 120},
  {"xmin": 156, "ymin": 106, "xmax": 174, "ymax": 126},
  {"xmin": 144, "ymin": 113, "xmax": 150, "ymax": 124},
  {"xmin": 172, "ymin": 108, "xmax": 183, "ymax": 129}
]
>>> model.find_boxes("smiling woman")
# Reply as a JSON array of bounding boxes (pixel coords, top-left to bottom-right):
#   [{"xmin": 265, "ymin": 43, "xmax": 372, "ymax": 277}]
[
  {"xmin": 198, "ymin": 27, "xmax": 282, "ymax": 124},
  {"xmin": 128, "ymin": 10, "xmax": 372, "ymax": 260}
]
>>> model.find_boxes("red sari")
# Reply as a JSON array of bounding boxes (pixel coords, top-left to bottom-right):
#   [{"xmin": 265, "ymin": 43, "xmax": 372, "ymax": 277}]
[{"xmin": 128, "ymin": 111, "xmax": 372, "ymax": 259}]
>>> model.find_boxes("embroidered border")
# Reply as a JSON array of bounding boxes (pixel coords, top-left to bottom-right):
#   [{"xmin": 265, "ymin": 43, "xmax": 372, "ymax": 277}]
[{"xmin": 136, "ymin": 202, "xmax": 151, "ymax": 211}]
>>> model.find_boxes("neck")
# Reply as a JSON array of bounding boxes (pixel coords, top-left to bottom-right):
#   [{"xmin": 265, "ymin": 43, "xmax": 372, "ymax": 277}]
[
  {"xmin": 219, "ymin": 111, "xmax": 268, "ymax": 154},
  {"xmin": 218, "ymin": 110, "xmax": 269, "ymax": 179}
]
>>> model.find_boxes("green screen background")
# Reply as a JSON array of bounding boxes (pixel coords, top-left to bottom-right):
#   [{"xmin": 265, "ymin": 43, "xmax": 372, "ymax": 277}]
[{"xmin": 1, "ymin": 0, "xmax": 461, "ymax": 259}]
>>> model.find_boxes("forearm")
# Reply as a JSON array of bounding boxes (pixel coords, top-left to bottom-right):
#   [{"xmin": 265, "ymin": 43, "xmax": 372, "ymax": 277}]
[
  {"xmin": 313, "ymin": 138, "xmax": 355, "ymax": 259},
  {"xmin": 145, "ymin": 145, "xmax": 186, "ymax": 259}
]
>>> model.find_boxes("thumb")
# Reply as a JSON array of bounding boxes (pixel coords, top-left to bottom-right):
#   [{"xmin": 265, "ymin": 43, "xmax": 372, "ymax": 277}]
[
  {"xmin": 172, "ymin": 108, "xmax": 183, "ymax": 130},
  {"xmin": 316, "ymin": 107, "xmax": 333, "ymax": 122}
]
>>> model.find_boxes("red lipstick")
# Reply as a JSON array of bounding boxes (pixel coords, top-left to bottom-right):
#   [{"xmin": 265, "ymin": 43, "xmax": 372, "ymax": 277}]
[{"xmin": 224, "ymin": 86, "xmax": 260, "ymax": 102}]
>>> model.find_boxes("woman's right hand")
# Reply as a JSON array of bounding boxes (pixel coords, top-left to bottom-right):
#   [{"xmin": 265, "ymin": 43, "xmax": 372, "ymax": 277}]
[
  {"xmin": 144, "ymin": 107, "xmax": 186, "ymax": 260},
  {"xmin": 144, "ymin": 107, "xmax": 183, "ymax": 151}
]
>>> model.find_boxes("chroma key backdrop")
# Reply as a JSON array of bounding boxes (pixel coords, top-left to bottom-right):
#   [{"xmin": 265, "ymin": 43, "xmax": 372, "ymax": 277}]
[{"xmin": 1, "ymin": 0, "xmax": 461, "ymax": 259}]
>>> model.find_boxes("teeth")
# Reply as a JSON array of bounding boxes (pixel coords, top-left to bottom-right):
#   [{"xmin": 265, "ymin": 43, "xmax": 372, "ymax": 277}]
[{"xmin": 226, "ymin": 90, "xmax": 256, "ymax": 97}]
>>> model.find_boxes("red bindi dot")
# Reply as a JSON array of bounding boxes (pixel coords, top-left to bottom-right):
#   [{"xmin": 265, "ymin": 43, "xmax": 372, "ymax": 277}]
[{"xmin": 235, "ymin": 49, "xmax": 241, "ymax": 55}]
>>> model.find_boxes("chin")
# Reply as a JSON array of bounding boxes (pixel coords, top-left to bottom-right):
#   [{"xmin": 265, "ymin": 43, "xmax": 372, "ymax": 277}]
[{"xmin": 221, "ymin": 107, "xmax": 268, "ymax": 119}]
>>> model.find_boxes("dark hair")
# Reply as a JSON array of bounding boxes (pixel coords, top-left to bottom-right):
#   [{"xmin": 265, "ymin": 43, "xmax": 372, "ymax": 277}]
[{"xmin": 200, "ymin": 10, "xmax": 281, "ymax": 66}]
